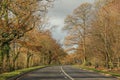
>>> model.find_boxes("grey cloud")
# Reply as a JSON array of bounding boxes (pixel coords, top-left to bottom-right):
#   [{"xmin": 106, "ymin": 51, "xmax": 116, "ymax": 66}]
[{"xmin": 48, "ymin": 0, "xmax": 94, "ymax": 18}]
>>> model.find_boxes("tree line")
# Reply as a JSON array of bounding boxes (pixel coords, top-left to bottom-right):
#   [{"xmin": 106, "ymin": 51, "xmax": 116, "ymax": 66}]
[
  {"xmin": 63, "ymin": 0, "xmax": 120, "ymax": 69},
  {"xmin": 0, "ymin": 0, "xmax": 66, "ymax": 73}
]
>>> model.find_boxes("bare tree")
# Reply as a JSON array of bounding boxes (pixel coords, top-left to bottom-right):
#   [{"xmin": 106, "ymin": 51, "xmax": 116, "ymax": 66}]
[{"xmin": 63, "ymin": 3, "xmax": 92, "ymax": 65}]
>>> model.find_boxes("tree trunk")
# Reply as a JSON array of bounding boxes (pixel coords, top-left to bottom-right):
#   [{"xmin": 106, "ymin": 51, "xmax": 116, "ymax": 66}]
[
  {"xmin": 12, "ymin": 52, "xmax": 20, "ymax": 70},
  {"xmin": 26, "ymin": 51, "xmax": 33, "ymax": 68},
  {"xmin": 117, "ymin": 57, "xmax": 120, "ymax": 68},
  {"xmin": 0, "ymin": 42, "xmax": 10, "ymax": 72}
]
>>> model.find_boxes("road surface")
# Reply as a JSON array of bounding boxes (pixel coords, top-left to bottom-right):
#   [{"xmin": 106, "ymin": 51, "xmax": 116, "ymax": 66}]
[{"xmin": 17, "ymin": 66, "xmax": 118, "ymax": 80}]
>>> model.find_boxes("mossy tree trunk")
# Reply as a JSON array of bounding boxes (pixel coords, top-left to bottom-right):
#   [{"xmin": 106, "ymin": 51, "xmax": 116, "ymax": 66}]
[{"xmin": 0, "ymin": 42, "xmax": 10, "ymax": 72}]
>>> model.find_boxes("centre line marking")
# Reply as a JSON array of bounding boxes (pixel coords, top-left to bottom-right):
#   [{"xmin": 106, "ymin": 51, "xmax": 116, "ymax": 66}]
[{"xmin": 61, "ymin": 66, "xmax": 74, "ymax": 80}]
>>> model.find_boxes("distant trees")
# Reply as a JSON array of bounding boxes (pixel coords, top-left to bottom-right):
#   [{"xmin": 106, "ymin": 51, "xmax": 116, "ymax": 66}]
[{"xmin": 63, "ymin": 0, "xmax": 120, "ymax": 69}]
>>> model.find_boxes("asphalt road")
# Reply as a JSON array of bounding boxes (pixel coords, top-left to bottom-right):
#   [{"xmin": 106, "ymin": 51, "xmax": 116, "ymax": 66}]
[{"xmin": 17, "ymin": 66, "xmax": 119, "ymax": 80}]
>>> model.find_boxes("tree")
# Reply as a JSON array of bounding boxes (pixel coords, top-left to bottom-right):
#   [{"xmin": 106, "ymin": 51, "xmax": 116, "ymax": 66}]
[
  {"xmin": 63, "ymin": 0, "xmax": 120, "ymax": 69},
  {"xmin": 78, "ymin": 0, "xmax": 120, "ymax": 69},
  {"xmin": 0, "ymin": 0, "xmax": 54, "ymax": 72},
  {"xmin": 0, "ymin": 0, "xmax": 40, "ymax": 72},
  {"xmin": 63, "ymin": 3, "xmax": 92, "ymax": 65}
]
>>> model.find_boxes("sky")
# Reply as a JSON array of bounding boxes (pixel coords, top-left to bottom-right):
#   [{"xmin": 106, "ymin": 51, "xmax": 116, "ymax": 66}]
[{"xmin": 47, "ymin": 0, "xmax": 94, "ymax": 44}]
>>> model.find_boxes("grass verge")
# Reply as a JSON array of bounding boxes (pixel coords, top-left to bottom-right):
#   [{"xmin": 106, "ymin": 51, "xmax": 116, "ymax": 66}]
[
  {"xmin": 0, "ymin": 66, "xmax": 46, "ymax": 80},
  {"xmin": 74, "ymin": 65, "xmax": 120, "ymax": 78}
]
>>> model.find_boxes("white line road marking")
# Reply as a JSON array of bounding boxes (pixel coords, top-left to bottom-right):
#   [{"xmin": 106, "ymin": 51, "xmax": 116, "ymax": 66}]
[{"xmin": 61, "ymin": 66, "xmax": 74, "ymax": 80}]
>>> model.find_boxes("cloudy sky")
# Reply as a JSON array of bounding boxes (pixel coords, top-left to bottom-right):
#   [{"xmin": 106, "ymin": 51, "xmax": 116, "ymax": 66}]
[{"xmin": 48, "ymin": 0, "xmax": 94, "ymax": 44}]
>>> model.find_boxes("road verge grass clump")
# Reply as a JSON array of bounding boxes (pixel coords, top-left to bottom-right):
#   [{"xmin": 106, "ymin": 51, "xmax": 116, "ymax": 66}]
[{"xmin": 0, "ymin": 66, "xmax": 45, "ymax": 80}]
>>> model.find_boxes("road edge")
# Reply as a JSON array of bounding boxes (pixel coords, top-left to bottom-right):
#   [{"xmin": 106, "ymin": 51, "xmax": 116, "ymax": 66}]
[
  {"xmin": 73, "ymin": 65, "xmax": 120, "ymax": 80},
  {"xmin": 7, "ymin": 66, "xmax": 49, "ymax": 80}
]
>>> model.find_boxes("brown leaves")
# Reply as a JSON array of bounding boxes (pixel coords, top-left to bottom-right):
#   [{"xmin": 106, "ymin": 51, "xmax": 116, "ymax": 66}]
[
  {"xmin": 63, "ymin": 0, "xmax": 120, "ymax": 67},
  {"xmin": 0, "ymin": 0, "xmax": 40, "ymax": 46}
]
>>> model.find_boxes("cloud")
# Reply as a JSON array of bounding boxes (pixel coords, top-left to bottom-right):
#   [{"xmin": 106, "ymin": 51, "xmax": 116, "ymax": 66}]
[
  {"xmin": 49, "ymin": 18, "xmax": 66, "ymax": 43},
  {"xmin": 48, "ymin": 0, "xmax": 94, "ymax": 18},
  {"xmin": 47, "ymin": 0, "xmax": 94, "ymax": 44}
]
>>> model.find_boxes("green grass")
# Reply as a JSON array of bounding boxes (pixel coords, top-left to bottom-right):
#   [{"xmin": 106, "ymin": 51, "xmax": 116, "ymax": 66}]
[
  {"xmin": 74, "ymin": 65, "xmax": 120, "ymax": 77},
  {"xmin": 0, "ymin": 66, "xmax": 45, "ymax": 80}
]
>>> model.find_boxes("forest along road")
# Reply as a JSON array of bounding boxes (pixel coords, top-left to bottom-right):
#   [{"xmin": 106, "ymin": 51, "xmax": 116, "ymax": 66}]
[{"xmin": 17, "ymin": 66, "xmax": 118, "ymax": 80}]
